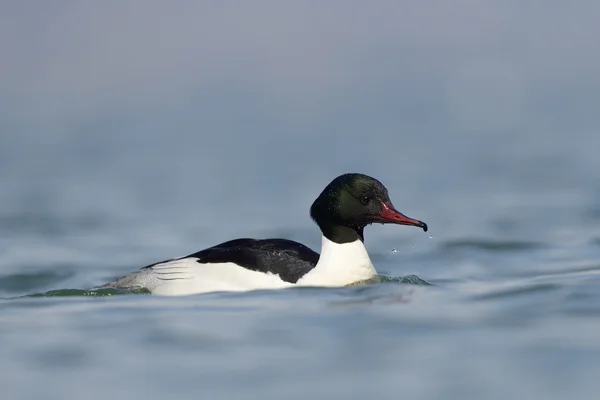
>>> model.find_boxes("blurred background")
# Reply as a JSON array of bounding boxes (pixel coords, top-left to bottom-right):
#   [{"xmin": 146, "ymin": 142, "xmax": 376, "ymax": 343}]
[{"xmin": 1, "ymin": 1, "xmax": 600, "ymax": 399}]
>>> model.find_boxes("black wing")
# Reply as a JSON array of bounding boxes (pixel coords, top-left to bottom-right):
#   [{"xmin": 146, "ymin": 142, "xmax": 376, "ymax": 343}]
[{"xmin": 182, "ymin": 238, "xmax": 320, "ymax": 283}]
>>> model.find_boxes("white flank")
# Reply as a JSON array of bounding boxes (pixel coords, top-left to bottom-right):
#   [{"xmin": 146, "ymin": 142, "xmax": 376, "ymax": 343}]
[
  {"xmin": 296, "ymin": 236, "xmax": 377, "ymax": 287},
  {"xmin": 147, "ymin": 259, "xmax": 292, "ymax": 296}
]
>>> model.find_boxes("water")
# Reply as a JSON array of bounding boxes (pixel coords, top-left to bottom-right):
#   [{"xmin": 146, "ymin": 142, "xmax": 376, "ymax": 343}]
[
  {"xmin": 3, "ymin": 2, "xmax": 600, "ymax": 399},
  {"xmin": 2, "ymin": 136, "xmax": 599, "ymax": 400}
]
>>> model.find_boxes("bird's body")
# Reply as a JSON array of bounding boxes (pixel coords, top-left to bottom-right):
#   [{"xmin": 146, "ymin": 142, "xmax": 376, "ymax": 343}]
[{"xmin": 100, "ymin": 173, "xmax": 427, "ymax": 296}]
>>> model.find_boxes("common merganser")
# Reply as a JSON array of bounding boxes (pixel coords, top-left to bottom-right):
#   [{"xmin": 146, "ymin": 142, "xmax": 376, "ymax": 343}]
[{"xmin": 100, "ymin": 173, "xmax": 427, "ymax": 296}]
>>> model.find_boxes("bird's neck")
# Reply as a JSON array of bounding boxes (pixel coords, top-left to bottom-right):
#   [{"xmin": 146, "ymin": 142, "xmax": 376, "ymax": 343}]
[{"xmin": 297, "ymin": 235, "xmax": 376, "ymax": 287}]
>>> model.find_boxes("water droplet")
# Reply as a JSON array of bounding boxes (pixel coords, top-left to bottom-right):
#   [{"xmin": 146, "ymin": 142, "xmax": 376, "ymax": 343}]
[
  {"xmin": 428, "ymin": 233, "xmax": 434, "ymax": 239},
  {"xmin": 391, "ymin": 248, "xmax": 397, "ymax": 254}
]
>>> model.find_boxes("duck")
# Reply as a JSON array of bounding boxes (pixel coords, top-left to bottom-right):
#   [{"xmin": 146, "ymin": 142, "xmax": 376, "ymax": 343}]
[{"xmin": 99, "ymin": 173, "xmax": 427, "ymax": 295}]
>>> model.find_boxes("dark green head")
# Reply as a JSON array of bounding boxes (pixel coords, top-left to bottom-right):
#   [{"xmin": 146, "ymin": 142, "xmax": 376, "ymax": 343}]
[{"xmin": 310, "ymin": 173, "xmax": 427, "ymax": 243}]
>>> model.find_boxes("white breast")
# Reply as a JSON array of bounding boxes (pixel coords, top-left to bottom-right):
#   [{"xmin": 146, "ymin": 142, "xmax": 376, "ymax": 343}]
[{"xmin": 296, "ymin": 236, "xmax": 377, "ymax": 287}]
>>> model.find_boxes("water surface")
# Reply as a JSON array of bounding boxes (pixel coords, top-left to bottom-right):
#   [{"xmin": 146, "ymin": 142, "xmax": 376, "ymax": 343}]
[{"xmin": 2, "ymin": 2, "xmax": 600, "ymax": 398}]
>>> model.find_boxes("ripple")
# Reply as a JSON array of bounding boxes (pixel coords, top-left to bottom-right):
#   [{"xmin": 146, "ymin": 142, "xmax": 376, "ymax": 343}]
[
  {"xmin": 0, "ymin": 212, "xmax": 109, "ymax": 237},
  {"xmin": 583, "ymin": 207, "xmax": 600, "ymax": 221},
  {"xmin": 518, "ymin": 263, "xmax": 600, "ymax": 282},
  {"xmin": 384, "ymin": 275, "xmax": 432, "ymax": 286},
  {"xmin": 469, "ymin": 282, "xmax": 561, "ymax": 301},
  {"xmin": 345, "ymin": 274, "xmax": 432, "ymax": 287},
  {"xmin": 441, "ymin": 238, "xmax": 544, "ymax": 252},
  {"xmin": 0, "ymin": 269, "xmax": 75, "ymax": 294},
  {"xmin": 10, "ymin": 287, "xmax": 150, "ymax": 299}
]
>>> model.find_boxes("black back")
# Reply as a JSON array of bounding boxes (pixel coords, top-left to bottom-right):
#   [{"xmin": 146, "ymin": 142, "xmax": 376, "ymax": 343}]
[{"xmin": 177, "ymin": 238, "xmax": 319, "ymax": 283}]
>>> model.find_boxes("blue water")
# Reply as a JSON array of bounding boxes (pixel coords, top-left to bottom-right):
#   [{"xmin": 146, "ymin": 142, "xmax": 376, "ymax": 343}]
[
  {"xmin": 2, "ymin": 2, "xmax": 600, "ymax": 398},
  {"xmin": 2, "ymin": 124, "xmax": 599, "ymax": 399}
]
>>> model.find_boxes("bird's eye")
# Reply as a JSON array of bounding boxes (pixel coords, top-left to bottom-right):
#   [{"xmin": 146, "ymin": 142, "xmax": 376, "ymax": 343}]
[{"xmin": 360, "ymin": 196, "xmax": 371, "ymax": 205}]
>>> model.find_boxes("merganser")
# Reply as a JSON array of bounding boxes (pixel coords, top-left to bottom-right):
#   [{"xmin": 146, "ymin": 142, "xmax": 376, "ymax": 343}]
[{"xmin": 100, "ymin": 173, "xmax": 428, "ymax": 296}]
